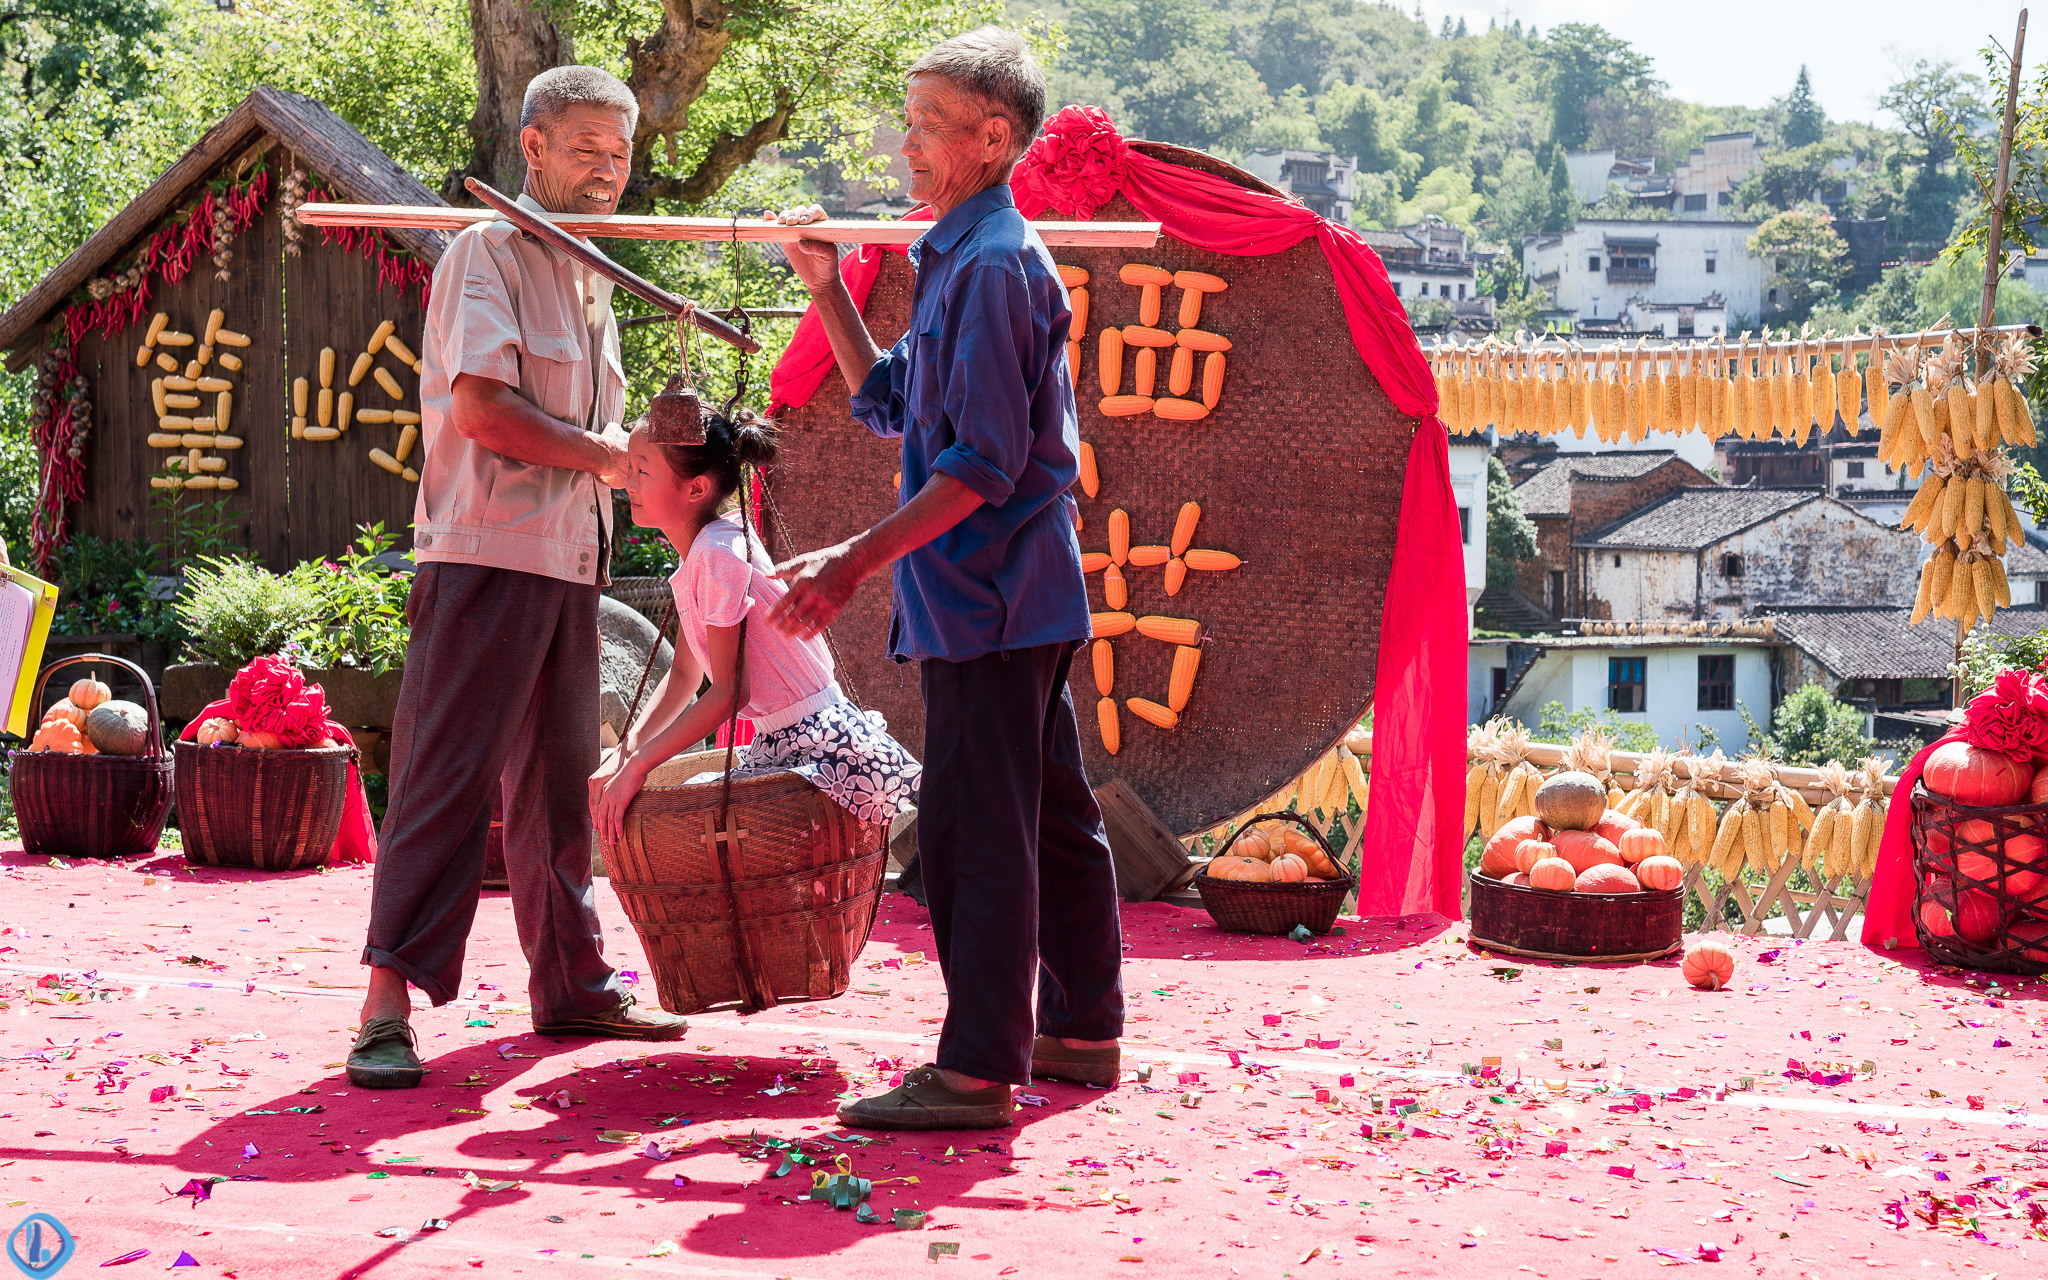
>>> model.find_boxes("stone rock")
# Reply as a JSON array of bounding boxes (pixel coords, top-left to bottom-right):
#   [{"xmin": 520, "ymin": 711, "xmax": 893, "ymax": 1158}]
[{"xmin": 599, "ymin": 592, "xmax": 673, "ymax": 738}]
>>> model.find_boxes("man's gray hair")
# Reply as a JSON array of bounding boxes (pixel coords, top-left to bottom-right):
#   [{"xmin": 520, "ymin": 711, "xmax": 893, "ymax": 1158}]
[
  {"xmin": 521, "ymin": 65, "xmax": 640, "ymax": 137},
  {"xmin": 907, "ymin": 26, "xmax": 1046, "ymax": 157}
]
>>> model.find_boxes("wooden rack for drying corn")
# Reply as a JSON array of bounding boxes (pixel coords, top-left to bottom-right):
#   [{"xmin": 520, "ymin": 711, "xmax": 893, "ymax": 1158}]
[{"xmin": 1432, "ymin": 321, "xmax": 2042, "ymax": 638}]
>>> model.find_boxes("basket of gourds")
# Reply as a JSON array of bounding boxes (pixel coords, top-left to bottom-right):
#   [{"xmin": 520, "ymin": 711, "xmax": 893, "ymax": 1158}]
[
  {"xmin": 9, "ymin": 654, "xmax": 175, "ymax": 858},
  {"xmin": 174, "ymin": 656, "xmax": 352, "ymax": 872},
  {"xmin": 1908, "ymin": 741, "xmax": 2048, "ymax": 974},
  {"xmin": 1193, "ymin": 811, "xmax": 1354, "ymax": 935}
]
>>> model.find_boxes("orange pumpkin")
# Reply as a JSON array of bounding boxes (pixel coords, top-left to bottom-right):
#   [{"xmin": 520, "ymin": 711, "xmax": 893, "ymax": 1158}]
[
  {"xmin": 1553, "ymin": 829, "xmax": 1623, "ymax": 874},
  {"xmin": 1682, "ymin": 939, "xmax": 1736, "ymax": 990},
  {"xmin": 1954, "ymin": 890, "xmax": 2001, "ymax": 944},
  {"xmin": 28, "ymin": 718, "xmax": 94, "ymax": 755},
  {"xmin": 1207, "ymin": 855, "xmax": 1274, "ymax": 882},
  {"xmin": 68, "ymin": 677, "xmax": 111, "ymax": 711},
  {"xmin": 1482, "ymin": 815, "xmax": 1551, "ymax": 878},
  {"xmin": 1924, "ymin": 741, "xmax": 2031, "ymax": 807},
  {"xmin": 2008, "ymin": 916, "xmax": 2048, "ymax": 963},
  {"xmin": 41, "ymin": 699, "xmax": 84, "ymax": 729},
  {"xmin": 1501, "ymin": 872, "xmax": 1531, "ymax": 887},
  {"xmin": 196, "ymin": 718, "xmax": 240, "ymax": 746},
  {"xmin": 1269, "ymin": 852, "xmax": 1309, "ymax": 883},
  {"xmin": 1634, "ymin": 855, "xmax": 1684, "ymax": 891},
  {"xmin": 1918, "ymin": 897, "xmax": 1958, "ymax": 938},
  {"xmin": 1575, "ymin": 863, "xmax": 1641, "ymax": 894},
  {"xmin": 1282, "ymin": 828, "xmax": 1342, "ymax": 878},
  {"xmin": 1617, "ymin": 827, "xmax": 1665, "ymax": 865},
  {"xmin": 1593, "ymin": 809, "xmax": 1640, "ymax": 849},
  {"xmin": 1513, "ymin": 839, "xmax": 1556, "ymax": 874},
  {"xmin": 1229, "ymin": 828, "xmax": 1275, "ymax": 861},
  {"xmin": 1528, "ymin": 857, "xmax": 1576, "ymax": 892},
  {"xmin": 238, "ymin": 729, "xmax": 285, "ymax": 750}
]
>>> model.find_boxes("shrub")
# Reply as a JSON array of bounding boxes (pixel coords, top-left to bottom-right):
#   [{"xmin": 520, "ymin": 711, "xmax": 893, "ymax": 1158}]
[
  {"xmin": 284, "ymin": 524, "xmax": 412, "ymax": 674},
  {"xmin": 1741, "ymin": 682, "xmax": 1875, "ymax": 767},
  {"xmin": 174, "ymin": 557, "xmax": 323, "ymax": 669}
]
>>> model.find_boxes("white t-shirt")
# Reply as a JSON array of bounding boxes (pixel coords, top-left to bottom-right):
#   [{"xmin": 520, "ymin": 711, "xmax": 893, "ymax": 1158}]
[{"xmin": 667, "ymin": 512, "xmax": 838, "ymax": 733}]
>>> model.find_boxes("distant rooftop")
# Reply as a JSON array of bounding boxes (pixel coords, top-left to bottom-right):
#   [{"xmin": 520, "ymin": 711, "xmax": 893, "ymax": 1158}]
[
  {"xmin": 1578, "ymin": 486, "xmax": 1820, "ymax": 551},
  {"xmin": 1770, "ymin": 605, "xmax": 2048, "ymax": 680},
  {"xmin": 1512, "ymin": 450, "xmax": 1682, "ymax": 518}
]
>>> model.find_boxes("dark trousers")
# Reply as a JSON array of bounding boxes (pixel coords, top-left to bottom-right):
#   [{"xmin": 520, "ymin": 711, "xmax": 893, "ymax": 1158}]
[
  {"xmin": 919, "ymin": 641, "xmax": 1125, "ymax": 1085},
  {"xmin": 362, "ymin": 563, "xmax": 622, "ymax": 1022}
]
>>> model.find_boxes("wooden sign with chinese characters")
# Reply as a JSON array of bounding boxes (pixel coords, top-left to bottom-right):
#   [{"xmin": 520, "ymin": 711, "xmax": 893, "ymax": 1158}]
[{"xmin": 769, "ymin": 143, "xmax": 1413, "ymax": 834}]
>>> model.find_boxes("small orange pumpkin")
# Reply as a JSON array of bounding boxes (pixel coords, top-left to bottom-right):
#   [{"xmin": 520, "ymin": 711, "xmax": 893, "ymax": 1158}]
[
  {"xmin": 1634, "ymin": 855, "xmax": 1684, "ymax": 891},
  {"xmin": 1207, "ymin": 855, "xmax": 1274, "ymax": 882},
  {"xmin": 1682, "ymin": 939, "xmax": 1736, "ymax": 990},
  {"xmin": 1481, "ymin": 815, "xmax": 1551, "ymax": 878},
  {"xmin": 68, "ymin": 677, "xmax": 111, "ymax": 711},
  {"xmin": 1513, "ymin": 839, "xmax": 1557, "ymax": 874},
  {"xmin": 196, "ymin": 718, "xmax": 240, "ymax": 746},
  {"xmin": 28, "ymin": 718, "xmax": 94, "ymax": 755},
  {"xmin": 1553, "ymin": 829, "xmax": 1623, "ymax": 874},
  {"xmin": 1528, "ymin": 857, "xmax": 1576, "ymax": 891},
  {"xmin": 1281, "ymin": 828, "xmax": 1342, "ymax": 878},
  {"xmin": 1229, "ymin": 829, "xmax": 1275, "ymax": 861},
  {"xmin": 41, "ymin": 699, "xmax": 84, "ymax": 729},
  {"xmin": 238, "ymin": 729, "xmax": 285, "ymax": 750},
  {"xmin": 1617, "ymin": 827, "xmax": 1666, "ymax": 865},
  {"xmin": 1269, "ymin": 852, "xmax": 1309, "ymax": 883}
]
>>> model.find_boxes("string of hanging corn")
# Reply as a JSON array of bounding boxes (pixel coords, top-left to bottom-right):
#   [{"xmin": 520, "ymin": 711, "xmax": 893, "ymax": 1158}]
[
  {"xmin": 1891, "ymin": 332, "xmax": 2037, "ymax": 636},
  {"xmin": 1429, "ymin": 322, "xmax": 2033, "ymax": 449}
]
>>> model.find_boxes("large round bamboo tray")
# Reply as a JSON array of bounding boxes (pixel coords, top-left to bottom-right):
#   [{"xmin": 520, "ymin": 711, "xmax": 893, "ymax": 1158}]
[
  {"xmin": 767, "ymin": 142, "xmax": 1405, "ymax": 836},
  {"xmin": 604, "ymin": 748, "xmax": 889, "ymax": 1016},
  {"xmin": 1909, "ymin": 782, "xmax": 2048, "ymax": 975},
  {"xmin": 175, "ymin": 740, "xmax": 352, "ymax": 871},
  {"xmin": 9, "ymin": 654, "xmax": 173, "ymax": 859},
  {"xmin": 1467, "ymin": 871, "xmax": 1684, "ymax": 962}
]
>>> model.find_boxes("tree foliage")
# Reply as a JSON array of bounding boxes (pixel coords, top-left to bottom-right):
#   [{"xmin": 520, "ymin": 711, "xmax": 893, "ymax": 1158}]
[
  {"xmin": 1748, "ymin": 209, "xmax": 1848, "ymax": 319},
  {"xmin": 1484, "ymin": 455, "xmax": 1536, "ymax": 592},
  {"xmin": 1741, "ymin": 682, "xmax": 1875, "ymax": 768},
  {"xmin": 1535, "ymin": 22, "xmax": 1658, "ymax": 151},
  {"xmin": 1781, "ymin": 66, "xmax": 1825, "ymax": 148}
]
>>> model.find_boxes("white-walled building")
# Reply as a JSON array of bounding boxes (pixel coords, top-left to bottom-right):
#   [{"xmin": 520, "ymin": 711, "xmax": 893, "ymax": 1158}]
[
  {"xmin": 1524, "ymin": 219, "xmax": 1769, "ymax": 334},
  {"xmin": 1448, "ymin": 438, "xmax": 1490, "ymax": 623},
  {"xmin": 1242, "ymin": 148, "xmax": 1357, "ymax": 223},
  {"xmin": 1488, "ymin": 629, "xmax": 1777, "ymax": 750}
]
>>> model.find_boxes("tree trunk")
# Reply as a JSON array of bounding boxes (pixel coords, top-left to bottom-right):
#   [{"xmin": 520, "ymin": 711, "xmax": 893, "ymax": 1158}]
[
  {"xmin": 623, "ymin": 0, "xmax": 798, "ymax": 210},
  {"xmin": 448, "ymin": 0, "xmax": 573, "ymax": 203}
]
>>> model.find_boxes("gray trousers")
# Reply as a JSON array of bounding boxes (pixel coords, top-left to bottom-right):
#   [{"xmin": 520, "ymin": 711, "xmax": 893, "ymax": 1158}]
[{"xmin": 361, "ymin": 563, "xmax": 622, "ymax": 1022}]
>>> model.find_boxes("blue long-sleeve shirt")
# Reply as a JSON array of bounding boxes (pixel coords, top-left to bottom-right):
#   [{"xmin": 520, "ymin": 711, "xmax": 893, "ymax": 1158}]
[{"xmin": 850, "ymin": 184, "xmax": 1093, "ymax": 664}]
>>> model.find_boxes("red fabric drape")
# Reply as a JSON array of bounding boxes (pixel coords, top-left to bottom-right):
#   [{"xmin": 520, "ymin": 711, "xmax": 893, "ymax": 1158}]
[
  {"xmin": 177, "ymin": 702, "xmax": 378, "ymax": 865},
  {"xmin": 1859, "ymin": 732, "xmax": 1951, "ymax": 947},
  {"xmin": 767, "ymin": 107, "xmax": 1469, "ymax": 918}
]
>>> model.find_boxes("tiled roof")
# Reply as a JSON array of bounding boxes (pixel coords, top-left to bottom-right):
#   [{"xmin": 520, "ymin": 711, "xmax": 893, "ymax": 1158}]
[
  {"xmin": 1769, "ymin": 605, "xmax": 2048, "ymax": 680},
  {"xmin": 1357, "ymin": 228, "xmax": 1421, "ymax": 253},
  {"xmin": 1512, "ymin": 450, "xmax": 1681, "ymax": 518},
  {"xmin": 2008, "ymin": 539, "xmax": 2048, "ymax": 576},
  {"xmin": 1579, "ymin": 486, "xmax": 1817, "ymax": 550}
]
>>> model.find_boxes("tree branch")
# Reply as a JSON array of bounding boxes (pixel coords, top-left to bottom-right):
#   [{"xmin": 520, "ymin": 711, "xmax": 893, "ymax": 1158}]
[{"xmin": 627, "ymin": 88, "xmax": 798, "ymax": 208}]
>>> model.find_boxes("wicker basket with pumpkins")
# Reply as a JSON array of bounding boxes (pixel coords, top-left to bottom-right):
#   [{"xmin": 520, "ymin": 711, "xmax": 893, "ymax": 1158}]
[
  {"xmin": 9, "ymin": 655, "xmax": 174, "ymax": 858},
  {"xmin": 1466, "ymin": 770, "xmax": 1685, "ymax": 961},
  {"xmin": 175, "ymin": 655, "xmax": 352, "ymax": 872},
  {"xmin": 1908, "ymin": 739, "xmax": 2048, "ymax": 974},
  {"xmin": 1194, "ymin": 810, "xmax": 1355, "ymax": 935}
]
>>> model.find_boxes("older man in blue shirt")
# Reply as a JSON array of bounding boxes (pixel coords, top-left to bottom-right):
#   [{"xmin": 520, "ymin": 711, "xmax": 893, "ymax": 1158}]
[{"xmin": 771, "ymin": 26, "xmax": 1125, "ymax": 1130}]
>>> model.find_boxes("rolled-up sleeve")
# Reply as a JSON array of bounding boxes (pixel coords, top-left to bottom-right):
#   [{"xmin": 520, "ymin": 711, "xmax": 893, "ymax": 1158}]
[
  {"xmin": 848, "ymin": 339, "xmax": 910, "ymax": 441},
  {"xmin": 432, "ymin": 234, "xmax": 524, "ymax": 387},
  {"xmin": 931, "ymin": 265, "xmax": 1038, "ymax": 507}
]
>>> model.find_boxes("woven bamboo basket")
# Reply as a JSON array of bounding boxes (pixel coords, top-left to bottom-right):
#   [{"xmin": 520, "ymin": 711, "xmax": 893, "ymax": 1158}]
[
  {"xmin": 604, "ymin": 576, "xmax": 673, "ymax": 625},
  {"xmin": 1194, "ymin": 811, "xmax": 1355, "ymax": 935},
  {"xmin": 1467, "ymin": 870, "xmax": 1685, "ymax": 962},
  {"xmin": 1909, "ymin": 781, "xmax": 2048, "ymax": 974},
  {"xmin": 175, "ymin": 740, "xmax": 353, "ymax": 871},
  {"xmin": 9, "ymin": 654, "xmax": 173, "ymax": 859},
  {"xmin": 604, "ymin": 748, "xmax": 890, "ymax": 1016}
]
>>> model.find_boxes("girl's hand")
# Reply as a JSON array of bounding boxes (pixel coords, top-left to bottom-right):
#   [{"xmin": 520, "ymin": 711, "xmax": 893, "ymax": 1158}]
[
  {"xmin": 592, "ymin": 754, "xmax": 651, "ymax": 848},
  {"xmin": 588, "ymin": 748, "xmax": 627, "ymax": 820}
]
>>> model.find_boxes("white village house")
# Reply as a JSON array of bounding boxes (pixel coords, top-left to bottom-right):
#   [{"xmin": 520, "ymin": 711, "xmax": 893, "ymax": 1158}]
[{"xmin": 1523, "ymin": 219, "xmax": 1769, "ymax": 335}]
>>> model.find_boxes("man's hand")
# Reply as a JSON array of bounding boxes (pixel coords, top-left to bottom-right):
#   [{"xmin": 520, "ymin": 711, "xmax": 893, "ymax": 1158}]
[
  {"xmin": 773, "ymin": 204, "xmax": 838, "ymax": 292},
  {"xmin": 593, "ymin": 423, "xmax": 631, "ymax": 487},
  {"xmin": 768, "ymin": 538, "xmax": 874, "ymax": 640}
]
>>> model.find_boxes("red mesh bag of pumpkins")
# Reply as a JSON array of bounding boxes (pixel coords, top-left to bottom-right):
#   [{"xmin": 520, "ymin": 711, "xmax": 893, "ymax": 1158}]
[{"xmin": 1909, "ymin": 677, "xmax": 2048, "ymax": 972}]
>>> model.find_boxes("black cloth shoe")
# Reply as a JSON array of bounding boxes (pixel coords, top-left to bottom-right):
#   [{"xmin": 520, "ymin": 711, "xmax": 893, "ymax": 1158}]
[
  {"xmin": 346, "ymin": 1017, "xmax": 424, "ymax": 1089},
  {"xmin": 835, "ymin": 1064, "xmax": 1013, "ymax": 1130},
  {"xmin": 533, "ymin": 993, "xmax": 689, "ymax": 1041}
]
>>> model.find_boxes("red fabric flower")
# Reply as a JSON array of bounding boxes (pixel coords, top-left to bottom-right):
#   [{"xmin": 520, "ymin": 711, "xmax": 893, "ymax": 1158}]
[
  {"xmin": 1963, "ymin": 669, "xmax": 2048, "ymax": 762},
  {"xmin": 226, "ymin": 655, "xmax": 332, "ymax": 748},
  {"xmin": 1014, "ymin": 105, "xmax": 1128, "ymax": 219}
]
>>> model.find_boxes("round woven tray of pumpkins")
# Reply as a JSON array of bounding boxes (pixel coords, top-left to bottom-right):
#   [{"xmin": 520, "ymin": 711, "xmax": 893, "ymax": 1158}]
[{"xmin": 1477, "ymin": 770, "xmax": 1685, "ymax": 896}]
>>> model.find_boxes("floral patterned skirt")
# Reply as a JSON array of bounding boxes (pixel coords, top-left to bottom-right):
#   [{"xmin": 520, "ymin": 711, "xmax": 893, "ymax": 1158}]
[{"xmin": 737, "ymin": 699, "xmax": 921, "ymax": 826}]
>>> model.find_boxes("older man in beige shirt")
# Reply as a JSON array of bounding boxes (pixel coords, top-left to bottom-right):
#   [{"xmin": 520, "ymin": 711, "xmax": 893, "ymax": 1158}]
[{"xmin": 350, "ymin": 65, "xmax": 687, "ymax": 1089}]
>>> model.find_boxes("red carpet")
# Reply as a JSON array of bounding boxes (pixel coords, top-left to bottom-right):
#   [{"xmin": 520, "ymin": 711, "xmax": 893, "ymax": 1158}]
[{"xmin": 5, "ymin": 843, "xmax": 2048, "ymax": 1278}]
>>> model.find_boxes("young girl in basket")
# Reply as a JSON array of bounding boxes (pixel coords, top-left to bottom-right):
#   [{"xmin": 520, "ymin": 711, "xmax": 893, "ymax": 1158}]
[{"xmin": 588, "ymin": 407, "xmax": 921, "ymax": 844}]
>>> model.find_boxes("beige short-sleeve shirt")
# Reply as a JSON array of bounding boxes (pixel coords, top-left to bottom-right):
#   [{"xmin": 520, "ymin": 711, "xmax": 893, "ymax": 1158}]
[{"xmin": 412, "ymin": 193, "xmax": 627, "ymax": 585}]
